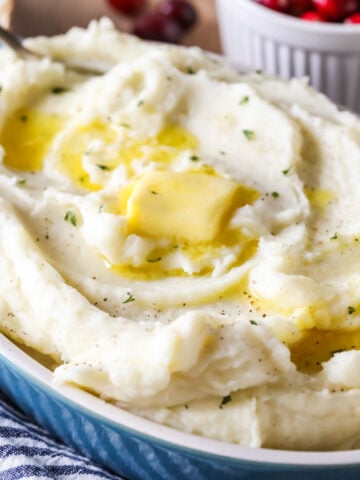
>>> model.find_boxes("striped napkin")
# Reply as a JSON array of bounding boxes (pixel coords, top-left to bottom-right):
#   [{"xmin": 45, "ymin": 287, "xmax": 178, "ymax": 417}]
[{"xmin": 0, "ymin": 392, "xmax": 124, "ymax": 480}]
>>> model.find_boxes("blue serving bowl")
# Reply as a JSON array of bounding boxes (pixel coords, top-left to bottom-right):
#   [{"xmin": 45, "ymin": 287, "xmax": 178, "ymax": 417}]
[{"xmin": 0, "ymin": 333, "xmax": 360, "ymax": 480}]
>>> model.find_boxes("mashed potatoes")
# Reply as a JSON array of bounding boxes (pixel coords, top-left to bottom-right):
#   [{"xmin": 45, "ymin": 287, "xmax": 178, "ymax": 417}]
[{"xmin": 1, "ymin": 19, "xmax": 360, "ymax": 451}]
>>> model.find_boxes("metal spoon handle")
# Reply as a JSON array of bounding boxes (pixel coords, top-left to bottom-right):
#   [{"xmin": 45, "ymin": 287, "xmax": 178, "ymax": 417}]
[
  {"xmin": 0, "ymin": 25, "xmax": 104, "ymax": 75},
  {"xmin": 0, "ymin": 25, "xmax": 40, "ymax": 59}
]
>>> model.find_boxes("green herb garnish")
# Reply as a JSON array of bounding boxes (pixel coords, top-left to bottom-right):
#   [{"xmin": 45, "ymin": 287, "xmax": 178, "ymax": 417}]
[
  {"xmin": 243, "ymin": 130, "xmax": 254, "ymax": 141},
  {"xmin": 123, "ymin": 293, "xmax": 135, "ymax": 304},
  {"xmin": 330, "ymin": 233, "xmax": 338, "ymax": 240},
  {"xmin": 190, "ymin": 155, "xmax": 199, "ymax": 162},
  {"xmin": 348, "ymin": 306, "xmax": 356, "ymax": 315},
  {"xmin": 249, "ymin": 320, "xmax": 258, "ymax": 326},
  {"xmin": 239, "ymin": 95, "xmax": 249, "ymax": 105},
  {"xmin": 64, "ymin": 210, "xmax": 77, "ymax": 226},
  {"xmin": 271, "ymin": 191, "xmax": 280, "ymax": 198},
  {"xmin": 147, "ymin": 257, "xmax": 162, "ymax": 263},
  {"xmin": 17, "ymin": 179, "xmax": 26, "ymax": 186},
  {"xmin": 282, "ymin": 167, "xmax": 291, "ymax": 175}
]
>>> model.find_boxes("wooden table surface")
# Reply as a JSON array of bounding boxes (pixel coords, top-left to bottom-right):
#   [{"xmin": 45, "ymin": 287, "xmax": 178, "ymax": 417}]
[
  {"xmin": 2, "ymin": 0, "xmax": 222, "ymax": 53},
  {"xmin": 182, "ymin": 0, "xmax": 221, "ymax": 53}
]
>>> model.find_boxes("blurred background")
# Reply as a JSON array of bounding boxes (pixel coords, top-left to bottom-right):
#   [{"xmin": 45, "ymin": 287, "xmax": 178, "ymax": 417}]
[{"xmin": 0, "ymin": 0, "xmax": 221, "ymax": 52}]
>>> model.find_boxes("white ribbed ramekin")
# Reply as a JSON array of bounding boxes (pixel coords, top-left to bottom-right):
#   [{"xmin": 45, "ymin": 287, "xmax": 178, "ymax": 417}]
[{"xmin": 215, "ymin": 0, "xmax": 360, "ymax": 112}]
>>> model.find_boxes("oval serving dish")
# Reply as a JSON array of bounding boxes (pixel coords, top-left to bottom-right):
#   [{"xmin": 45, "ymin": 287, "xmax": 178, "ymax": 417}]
[{"xmin": 1, "ymin": 333, "xmax": 360, "ymax": 480}]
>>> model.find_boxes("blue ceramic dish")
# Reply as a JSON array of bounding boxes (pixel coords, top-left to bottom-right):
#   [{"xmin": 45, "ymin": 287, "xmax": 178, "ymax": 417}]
[{"xmin": 1, "ymin": 334, "xmax": 360, "ymax": 479}]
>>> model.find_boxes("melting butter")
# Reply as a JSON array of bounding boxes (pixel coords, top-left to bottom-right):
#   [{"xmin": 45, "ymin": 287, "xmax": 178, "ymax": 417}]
[
  {"xmin": 57, "ymin": 122, "xmax": 198, "ymax": 190},
  {"xmin": 108, "ymin": 171, "xmax": 259, "ymax": 282},
  {"xmin": 1, "ymin": 108, "xmax": 63, "ymax": 172},
  {"xmin": 119, "ymin": 124, "xmax": 198, "ymax": 172},
  {"xmin": 305, "ymin": 187, "xmax": 336, "ymax": 210},
  {"xmin": 290, "ymin": 328, "xmax": 360, "ymax": 373}
]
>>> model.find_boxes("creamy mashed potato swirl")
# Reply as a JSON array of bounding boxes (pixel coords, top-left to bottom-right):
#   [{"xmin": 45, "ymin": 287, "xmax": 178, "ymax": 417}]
[{"xmin": 1, "ymin": 19, "xmax": 360, "ymax": 450}]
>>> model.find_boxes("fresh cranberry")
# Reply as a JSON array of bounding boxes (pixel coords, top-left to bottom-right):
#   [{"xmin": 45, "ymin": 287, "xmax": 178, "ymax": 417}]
[
  {"xmin": 287, "ymin": 0, "xmax": 313, "ymax": 16},
  {"xmin": 156, "ymin": 0, "xmax": 197, "ymax": 29},
  {"xmin": 132, "ymin": 13, "xmax": 183, "ymax": 43},
  {"xmin": 301, "ymin": 10, "xmax": 327, "ymax": 21},
  {"xmin": 256, "ymin": 0, "xmax": 290, "ymax": 13},
  {"xmin": 345, "ymin": 12, "xmax": 360, "ymax": 23},
  {"xmin": 312, "ymin": 0, "xmax": 359, "ymax": 21},
  {"xmin": 107, "ymin": 0, "xmax": 146, "ymax": 16}
]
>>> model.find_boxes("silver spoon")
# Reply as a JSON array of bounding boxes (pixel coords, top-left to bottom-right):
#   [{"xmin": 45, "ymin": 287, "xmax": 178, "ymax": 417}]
[{"xmin": 0, "ymin": 25, "xmax": 106, "ymax": 76}]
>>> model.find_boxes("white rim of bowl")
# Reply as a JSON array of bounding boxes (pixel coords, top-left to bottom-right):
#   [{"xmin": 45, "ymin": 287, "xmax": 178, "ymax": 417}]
[
  {"xmin": 0, "ymin": 333, "xmax": 359, "ymax": 467},
  {"xmin": 238, "ymin": 0, "xmax": 360, "ymax": 35}
]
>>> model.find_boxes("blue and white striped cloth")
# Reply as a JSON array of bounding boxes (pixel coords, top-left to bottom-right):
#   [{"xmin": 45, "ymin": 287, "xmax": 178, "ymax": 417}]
[{"xmin": 0, "ymin": 392, "xmax": 124, "ymax": 480}]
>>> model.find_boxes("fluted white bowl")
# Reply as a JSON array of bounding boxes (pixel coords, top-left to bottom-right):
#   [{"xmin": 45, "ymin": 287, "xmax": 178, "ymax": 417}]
[{"xmin": 215, "ymin": 0, "xmax": 360, "ymax": 112}]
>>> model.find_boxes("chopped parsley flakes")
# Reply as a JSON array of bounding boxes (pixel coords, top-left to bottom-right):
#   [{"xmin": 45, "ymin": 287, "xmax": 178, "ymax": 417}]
[
  {"xmin": 123, "ymin": 293, "xmax": 135, "ymax": 304},
  {"xmin": 348, "ymin": 306, "xmax": 356, "ymax": 315},
  {"xmin": 243, "ymin": 130, "xmax": 254, "ymax": 141},
  {"xmin": 239, "ymin": 95, "xmax": 249, "ymax": 105},
  {"xmin": 271, "ymin": 191, "xmax": 280, "ymax": 198},
  {"xmin": 249, "ymin": 320, "xmax": 258, "ymax": 326},
  {"xmin": 64, "ymin": 210, "xmax": 77, "ymax": 226},
  {"xmin": 147, "ymin": 257, "xmax": 162, "ymax": 263}
]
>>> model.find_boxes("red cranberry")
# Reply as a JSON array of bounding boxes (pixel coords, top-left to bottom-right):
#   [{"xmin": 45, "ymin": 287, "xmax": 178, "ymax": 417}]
[
  {"xmin": 301, "ymin": 10, "xmax": 327, "ymax": 21},
  {"xmin": 287, "ymin": 0, "xmax": 313, "ymax": 16},
  {"xmin": 132, "ymin": 13, "xmax": 183, "ymax": 43},
  {"xmin": 156, "ymin": 0, "xmax": 197, "ymax": 29},
  {"xmin": 313, "ymin": 0, "xmax": 359, "ymax": 21},
  {"xmin": 107, "ymin": 0, "xmax": 146, "ymax": 16},
  {"xmin": 345, "ymin": 12, "xmax": 360, "ymax": 23},
  {"xmin": 257, "ymin": 0, "xmax": 290, "ymax": 13}
]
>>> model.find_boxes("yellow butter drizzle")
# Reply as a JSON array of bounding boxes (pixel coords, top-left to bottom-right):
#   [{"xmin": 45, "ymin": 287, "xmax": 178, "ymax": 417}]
[
  {"xmin": 305, "ymin": 187, "xmax": 336, "ymax": 210},
  {"xmin": 58, "ymin": 122, "xmax": 199, "ymax": 190},
  {"xmin": 0, "ymin": 108, "xmax": 199, "ymax": 190},
  {"xmin": 0, "ymin": 109, "xmax": 63, "ymax": 172},
  {"xmin": 57, "ymin": 119, "xmax": 117, "ymax": 191},
  {"xmin": 118, "ymin": 124, "xmax": 198, "ymax": 173},
  {"xmin": 290, "ymin": 328, "xmax": 360, "ymax": 373},
  {"xmin": 241, "ymin": 278, "xmax": 360, "ymax": 373},
  {"xmin": 110, "ymin": 235, "xmax": 258, "ymax": 281}
]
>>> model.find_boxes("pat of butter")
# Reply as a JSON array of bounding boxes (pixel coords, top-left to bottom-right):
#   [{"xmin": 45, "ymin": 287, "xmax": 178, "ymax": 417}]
[{"xmin": 126, "ymin": 171, "xmax": 240, "ymax": 242}]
